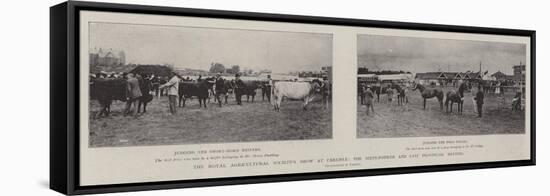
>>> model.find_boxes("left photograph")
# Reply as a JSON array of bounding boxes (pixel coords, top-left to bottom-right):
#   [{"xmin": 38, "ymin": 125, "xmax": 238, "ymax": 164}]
[{"xmin": 87, "ymin": 23, "xmax": 333, "ymax": 147}]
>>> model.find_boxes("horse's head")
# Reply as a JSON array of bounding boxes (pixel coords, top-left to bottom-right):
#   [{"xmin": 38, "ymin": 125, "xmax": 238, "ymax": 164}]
[{"xmin": 412, "ymin": 82, "xmax": 424, "ymax": 92}]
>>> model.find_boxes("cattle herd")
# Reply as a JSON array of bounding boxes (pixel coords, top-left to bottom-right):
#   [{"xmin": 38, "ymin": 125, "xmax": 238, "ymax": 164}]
[{"xmin": 89, "ymin": 73, "xmax": 331, "ymax": 118}]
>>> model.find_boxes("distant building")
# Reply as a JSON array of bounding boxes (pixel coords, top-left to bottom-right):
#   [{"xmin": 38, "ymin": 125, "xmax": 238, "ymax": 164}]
[
  {"xmin": 491, "ymin": 71, "xmax": 509, "ymax": 81},
  {"xmin": 415, "ymin": 71, "xmax": 482, "ymax": 86},
  {"xmin": 259, "ymin": 69, "xmax": 272, "ymax": 74},
  {"xmin": 513, "ymin": 63, "xmax": 526, "ymax": 85},
  {"xmin": 464, "ymin": 71, "xmax": 483, "ymax": 80},
  {"xmin": 130, "ymin": 65, "xmax": 173, "ymax": 78},
  {"xmin": 378, "ymin": 73, "xmax": 413, "ymax": 84},
  {"xmin": 89, "ymin": 47, "xmax": 126, "ymax": 66},
  {"xmin": 357, "ymin": 74, "xmax": 378, "ymax": 83},
  {"xmin": 415, "ymin": 72, "xmax": 442, "ymax": 85}
]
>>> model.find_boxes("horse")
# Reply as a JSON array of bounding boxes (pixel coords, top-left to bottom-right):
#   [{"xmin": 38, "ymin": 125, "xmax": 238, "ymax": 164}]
[
  {"xmin": 412, "ymin": 82, "xmax": 444, "ymax": 110},
  {"xmin": 444, "ymin": 82, "xmax": 467, "ymax": 114}
]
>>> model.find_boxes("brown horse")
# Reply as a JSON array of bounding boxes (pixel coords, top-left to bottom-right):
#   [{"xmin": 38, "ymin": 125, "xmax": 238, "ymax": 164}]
[
  {"xmin": 412, "ymin": 82, "xmax": 444, "ymax": 110},
  {"xmin": 445, "ymin": 82, "xmax": 467, "ymax": 114}
]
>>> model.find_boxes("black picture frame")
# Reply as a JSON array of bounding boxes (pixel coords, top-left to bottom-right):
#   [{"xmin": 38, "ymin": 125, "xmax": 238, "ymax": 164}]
[{"xmin": 50, "ymin": 1, "xmax": 535, "ymax": 195}]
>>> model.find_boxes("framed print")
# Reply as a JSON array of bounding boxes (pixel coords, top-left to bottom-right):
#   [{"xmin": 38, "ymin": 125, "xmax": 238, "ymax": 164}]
[{"xmin": 50, "ymin": 1, "xmax": 535, "ymax": 195}]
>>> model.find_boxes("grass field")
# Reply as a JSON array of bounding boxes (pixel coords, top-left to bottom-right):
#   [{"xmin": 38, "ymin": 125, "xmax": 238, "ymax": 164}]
[
  {"xmin": 357, "ymin": 87, "xmax": 526, "ymax": 138},
  {"xmin": 89, "ymin": 92, "xmax": 332, "ymax": 147}
]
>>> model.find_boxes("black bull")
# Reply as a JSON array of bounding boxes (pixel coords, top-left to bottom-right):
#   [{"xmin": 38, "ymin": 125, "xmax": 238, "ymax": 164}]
[
  {"xmin": 235, "ymin": 81, "xmax": 261, "ymax": 104},
  {"xmin": 90, "ymin": 78, "xmax": 153, "ymax": 118},
  {"xmin": 178, "ymin": 80, "xmax": 214, "ymax": 108}
]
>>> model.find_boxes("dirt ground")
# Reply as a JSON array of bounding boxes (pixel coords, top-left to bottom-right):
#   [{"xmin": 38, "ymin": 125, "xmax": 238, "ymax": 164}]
[
  {"xmin": 357, "ymin": 88, "xmax": 525, "ymax": 138},
  {"xmin": 88, "ymin": 92, "xmax": 332, "ymax": 147}
]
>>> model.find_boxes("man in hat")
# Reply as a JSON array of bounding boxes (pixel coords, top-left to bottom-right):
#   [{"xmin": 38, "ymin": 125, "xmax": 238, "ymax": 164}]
[
  {"xmin": 124, "ymin": 73, "xmax": 142, "ymax": 117},
  {"xmin": 151, "ymin": 75, "xmax": 160, "ymax": 97},
  {"xmin": 321, "ymin": 76, "xmax": 331, "ymax": 109},
  {"xmin": 234, "ymin": 73, "xmax": 244, "ymax": 105},
  {"xmin": 214, "ymin": 73, "xmax": 225, "ymax": 107},
  {"xmin": 474, "ymin": 86, "xmax": 485, "ymax": 117},
  {"xmin": 159, "ymin": 72, "xmax": 180, "ymax": 115},
  {"xmin": 359, "ymin": 82, "xmax": 366, "ymax": 105},
  {"xmin": 262, "ymin": 75, "xmax": 273, "ymax": 102},
  {"xmin": 364, "ymin": 86, "xmax": 375, "ymax": 115}
]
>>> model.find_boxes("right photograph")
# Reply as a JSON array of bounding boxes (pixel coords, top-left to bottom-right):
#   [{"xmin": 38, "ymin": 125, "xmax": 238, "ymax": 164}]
[{"xmin": 356, "ymin": 34, "xmax": 527, "ymax": 138}]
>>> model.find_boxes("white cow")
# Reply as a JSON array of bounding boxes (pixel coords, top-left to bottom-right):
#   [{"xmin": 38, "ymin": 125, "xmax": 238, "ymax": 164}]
[{"xmin": 272, "ymin": 81, "xmax": 321, "ymax": 111}]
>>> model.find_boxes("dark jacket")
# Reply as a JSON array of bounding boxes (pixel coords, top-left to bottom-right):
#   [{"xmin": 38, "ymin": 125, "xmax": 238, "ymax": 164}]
[
  {"xmin": 215, "ymin": 77, "xmax": 225, "ymax": 92},
  {"xmin": 475, "ymin": 91, "xmax": 484, "ymax": 105}
]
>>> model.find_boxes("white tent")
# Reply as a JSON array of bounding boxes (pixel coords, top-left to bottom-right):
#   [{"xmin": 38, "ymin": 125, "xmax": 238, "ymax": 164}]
[{"xmin": 378, "ymin": 74, "xmax": 414, "ymax": 82}]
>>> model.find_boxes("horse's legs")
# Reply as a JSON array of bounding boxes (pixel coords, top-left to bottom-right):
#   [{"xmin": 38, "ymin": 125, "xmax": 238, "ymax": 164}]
[
  {"xmin": 371, "ymin": 102, "xmax": 375, "ymax": 113},
  {"xmin": 97, "ymin": 104, "xmax": 106, "ymax": 118},
  {"xmin": 437, "ymin": 96, "xmax": 443, "ymax": 110},
  {"xmin": 423, "ymin": 98, "xmax": 426, "ymax": 110},
  {"xmin": 273, "ymin": 96, "xmax": 277, "ymax": 110},
  {"xmin": 277, "ymin": 96, "xmax": 282, "ymax": 111},
  {"xmin": 397, "ymin": 95, "xmax": 401, "ymax": 106},
  {"xmin": 216, "ymin": 94, "xmax": 222, "ymax": 107}
]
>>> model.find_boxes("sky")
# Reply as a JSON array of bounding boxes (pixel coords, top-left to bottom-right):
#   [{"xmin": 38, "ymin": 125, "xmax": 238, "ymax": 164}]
[
  {"xmin": 357, "ymin": 34, "xmax": 526, "ymax": 75},
  {"xmin": 89, "ymin": 22, "xmax": 332, "ymax": 73}
]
